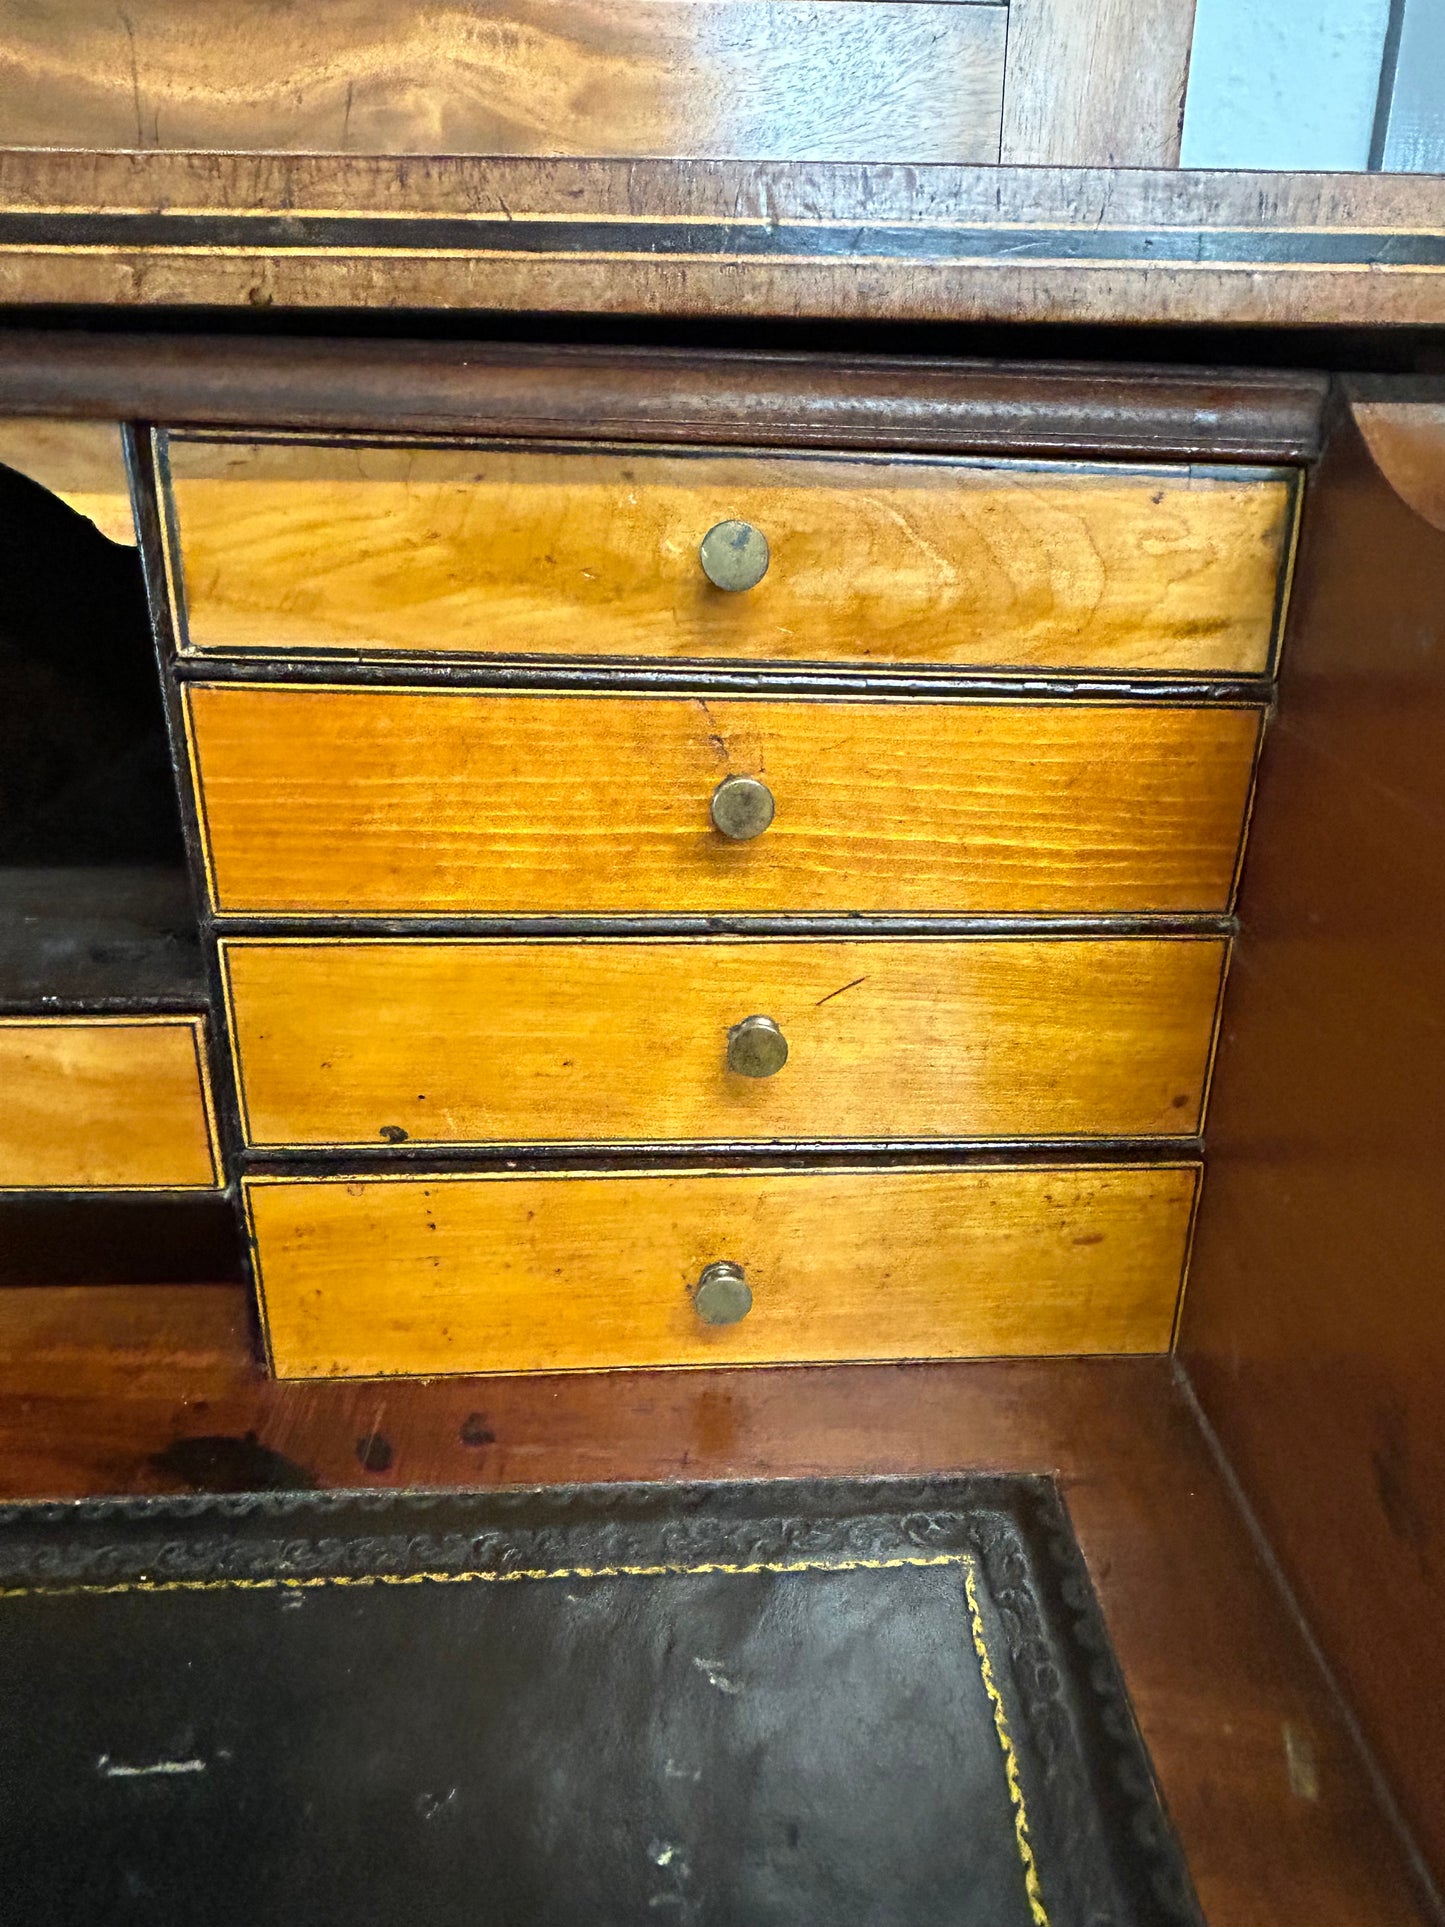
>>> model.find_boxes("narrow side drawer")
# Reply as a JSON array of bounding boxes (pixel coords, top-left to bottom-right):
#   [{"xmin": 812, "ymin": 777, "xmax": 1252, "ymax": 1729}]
[{"xmin": 0, "ymin": 1017, "xmax": 220, "ymax": 1190}]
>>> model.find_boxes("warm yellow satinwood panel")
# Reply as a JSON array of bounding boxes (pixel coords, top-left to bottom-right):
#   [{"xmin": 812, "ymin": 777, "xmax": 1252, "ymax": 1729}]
[
  {"xmin": 222, "ymin": 937, "xmax": 1225, "ymax": 1146},
  {"xmin": 185, "ymin": 687, "xmax": 1263, "ymax": 916},
  {"xmin": 246, "ymin": 1162, "xmax": 1199, "ymax": 1378},
  {"xmin": 166, "ymin": 441, "xmax": 1295, "ymax": 674},
  {"xmin": 0, "ymin": 1017, "xmax": 220, "ymax": 1189}
]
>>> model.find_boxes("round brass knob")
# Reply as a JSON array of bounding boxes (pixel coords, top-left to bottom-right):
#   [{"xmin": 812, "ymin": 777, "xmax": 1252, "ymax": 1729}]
[
  {"xmin": 727, "ymin": 1014, "xmax": 788, "ymax": 1078},
  {"xmin": 710, "ymin": 774, "xmax": 775, "ymax": 841},
  {"xmin": 694, "ymin": 1260, "xmax": 752, "ymax": 1325},
  {"xmin": 699, "ymin": 520, "xmax": 770, "ymax": 592}
]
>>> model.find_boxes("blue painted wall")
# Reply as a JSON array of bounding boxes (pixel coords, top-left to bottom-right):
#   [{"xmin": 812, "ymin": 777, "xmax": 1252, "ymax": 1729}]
[{"xmin": 1181, "ymin": 0, "xmax": 1393, "ymax": 170}]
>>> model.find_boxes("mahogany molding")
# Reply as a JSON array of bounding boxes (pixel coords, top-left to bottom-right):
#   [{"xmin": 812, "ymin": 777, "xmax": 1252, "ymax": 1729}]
[{"xmin": 0, "ymin": 332, "xmax": 1327, "ymax": 460}]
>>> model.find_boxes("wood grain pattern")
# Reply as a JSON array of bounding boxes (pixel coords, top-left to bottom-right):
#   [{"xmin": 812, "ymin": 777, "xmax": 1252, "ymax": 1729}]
[
  {"xmin": 1181, "ymin": 394, "xmax": 1445, "ymax": 1893},
  {"xmin": 1001, "ymin": 0, "xmax": 1197, "ymax": 166},
  {"xmin": 245, "ymin": 1162, "xmax": 1198, "ymax": 1377},
  {"xmin": 0, "ymin": 0, "xmax": 1006, "ymax": 163},
  {"xmin": 186, "ymin": 688, "xmax": 1263, "ymax": 918},
  {"xmin": 0, "ymin": 1299, "xmax": 1431, "ymax": 1927},
  {"xmin": 0, "ymin": 1017, "xmax": 219, "ymax": 1190},
  {"xmin": 167, "ymin": 440, "xmax": 1295, "ymax": 674},
  {"xmin": 221, "ymin": 936, "xmax": 1225, "ymax": 1145},
  {"xmin": 3, "ymin": 152, "xmax": 1443, "ymax": 325},
  {"xmin": 0, "ymin": 419, "xmax": 134, "ymax": 544}
]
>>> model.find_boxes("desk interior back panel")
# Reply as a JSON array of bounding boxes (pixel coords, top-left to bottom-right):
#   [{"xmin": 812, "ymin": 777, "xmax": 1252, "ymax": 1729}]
[
  {"xmin": 164, "ymin": 441, "xmax": 1296, "ymax": 674},
  {"xmin": 0, "ymin": 1017, "xmax": 219, "ymax": 1191},
  {"xmin": 185, "ymin": 688, "xmax": 1263, "ymax": 918},
  {"xmin": 222, "ymin": 936, "xmax": 1225, "ymax": 1147},
  {"xmin": 246, "ymin": 1162, "xmax": 1199, "ymax": 1378}
]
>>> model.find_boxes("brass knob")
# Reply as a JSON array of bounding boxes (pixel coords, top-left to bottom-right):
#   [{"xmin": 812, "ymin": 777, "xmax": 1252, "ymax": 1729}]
[
  {"xmin": 694, "ymin": 1261, "xmax": 752, "ymax": 1326},
  {"xmin": 727, "ymin": 1014, "xmax": 788, "ymax": 1078},
  {"xmin": 710, "ymin": 774, "xmax": 775, "ymax": 841},
  {"xmin": 699, "ymin": 520, "xmax": 770, "ymax": 592}
]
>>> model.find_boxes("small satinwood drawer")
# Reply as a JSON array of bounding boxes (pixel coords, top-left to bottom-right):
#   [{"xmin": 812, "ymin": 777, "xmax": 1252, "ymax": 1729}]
[
  {"xmin": 162, "ymin": 437, "xmax": 1298, "ymax": 675},
  {"xmin": 0, "ymin": 1017, "xmax": 221, "ymax": 1190},
  {"xmin": 246, "ymin": 1162, "xmax": 1199, "ymax": 1378},
  {"xmin": 185, "ymin": 688, "xmax": 1263, "ymax": 917},
  {"xmin": 221, "ymin": 936, "xmax": 1226, "ymax": 1147}
]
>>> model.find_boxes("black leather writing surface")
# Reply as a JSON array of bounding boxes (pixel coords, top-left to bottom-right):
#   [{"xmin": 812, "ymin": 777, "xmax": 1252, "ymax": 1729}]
[{"xmin": 0, "ymin": 1476, "xmax": 1201, "ymax": 1927}]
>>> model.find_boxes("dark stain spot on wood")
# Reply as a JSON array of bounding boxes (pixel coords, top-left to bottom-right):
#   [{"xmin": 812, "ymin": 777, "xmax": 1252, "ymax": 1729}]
[
  {"xmin": 1371, "ymin": 1402, "xmax": 1434, "ymax": 1579},
  {"xmin": 356, "ymin": 1431, "xmax": 394, "ymax": 1474},
  {"xmin": 1171, "ymin": 1093, "xmax": 1192, "ymax": 1109},
  {"xmin": 1072, "ymin": 1233, "xmax": 1105, "ymax": 1247},
  {"xmin": 150, "ymin": 1432, "xmax": 316, "ymax": 1493},
  {"xmin": 460, "ymin": 1412, "xmax": 496, "ymax": 1448},
  {"xmin": 379, "ymin": 1124, "xmax": 409, "ymax": 1143}
]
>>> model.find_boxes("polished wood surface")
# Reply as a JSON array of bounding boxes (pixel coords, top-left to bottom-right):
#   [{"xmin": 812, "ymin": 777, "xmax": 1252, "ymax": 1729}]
[
  {"xmin": 0, "ymin": 1017, "xmax": 219, "ymax": 1190},
  {"xmin": 0, "ymin": 419, "xmax": 134, "ymax": 544},
  {"xmin": 1000, "ymin": 0, "xmax": 1197, "ymax": 166},
  {"xmin": 167, "ymin": 439, "xmax": 1294, "ymax": 673},
  {"xmin": 0, "ymin": 339, "xmax": 1329, "ymax": 464},
  {"xmin": 3, "ymin": 153, "xmax": 1443, "ymax": 324},
  {"xmin": 1182, "ymin": 393, "xmax": 1445, "ymax": 1892},
  {"xmin": 0, "ymin": 1289, "xmax": 1429, "ymax": 1927},
  {"xmin": 222, "ymin": 936, "xmax": 1225, "ymax": 1146},
  {"xmin": 0, "ymin": 0, "xmax": 1007, "ymax": 163},
  {"xmin": 247, "ymin": 1162, "xmax": 1196, "ymax": 1377},
  {"xmin": 187, "ymin": 689, "xmax": 1263, "ymax": 917}
]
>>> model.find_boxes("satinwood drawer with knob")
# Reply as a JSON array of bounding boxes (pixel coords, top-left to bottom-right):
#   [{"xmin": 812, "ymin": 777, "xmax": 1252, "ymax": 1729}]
[
  {"xmin": 183, "ymin": 687, "xmax": 1263, "ymax": 918},
  {"xmin": 158, "ymin": 436, "xmax": 1299, "ymax": 676},
  {"xmin": 243, "ymin": 1163, "xmax": 1200, "ymax": 1379},
  {"xmin": 219, "ymin": 936, "xmax": 1225, "ymax": 1149}
]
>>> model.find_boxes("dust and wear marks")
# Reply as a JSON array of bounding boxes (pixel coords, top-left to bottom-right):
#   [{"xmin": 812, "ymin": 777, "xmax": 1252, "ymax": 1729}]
[
  {"xmin": 692, "ymin": 1657, "xmax": 743, "ymax": 1696},
  {"xmin": 814, "ymin": 975, "xmax": 868, "ymax": 1008},
  {"xmin": 416, "ymin": 1788, "xmax": 459, "ymax": 1821},
  {"xmin": 662, "ymin": 1759, "xmax": 702, "ymax": 1783},
  {"xmin": 1282, "ymin": 1722, "xmax": 1321, "ymax": 1803},
  {"xmin": 647, "ymin": 1838, "xmax": 694, "ymax": 1916},
  {"xmin": 459, "ymin": 1412, "xmax": 495, "ymax": 1447},
  {"xmin": 98, "ymin": 1755, "xmax": 206, "ymax": 1778}
]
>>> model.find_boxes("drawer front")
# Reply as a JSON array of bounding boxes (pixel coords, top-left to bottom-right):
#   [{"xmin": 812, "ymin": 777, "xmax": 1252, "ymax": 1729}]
[
  {"xmin": 222, "ymin": 937, "xmax": 1225, "ymax": 1146},
  {"xmin": 247, "ymin": 1163, "xmax": 1198, "ymax": 1378},
  {"xmin": 165, "ymin": 440, "xmax": 1296, "ymax": 675},
  {"xmin": 0, "ymin": 1017, "xmax": 220, "ymax": 1190},
  {"xmin": 186, "ymin": 689, "xmax": 1262, "ymax": 917}
]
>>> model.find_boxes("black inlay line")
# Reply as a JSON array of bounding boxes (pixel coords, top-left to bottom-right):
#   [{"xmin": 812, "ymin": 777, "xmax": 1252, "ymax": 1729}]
[
  {"xmin": 210, "ymin": 915, "xmax": 1236, "ymax": 940},
  {"xmin": 235, "ymin": 1138, "xmax": 1204, "ymax": 1177},
  {"xmin": 170, "ymin": 654, "xmax": 1273, "ymax": 705},
  {"xmin": 2, "ymin": 213, "xmax": 1444, "ymax": 267}
]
